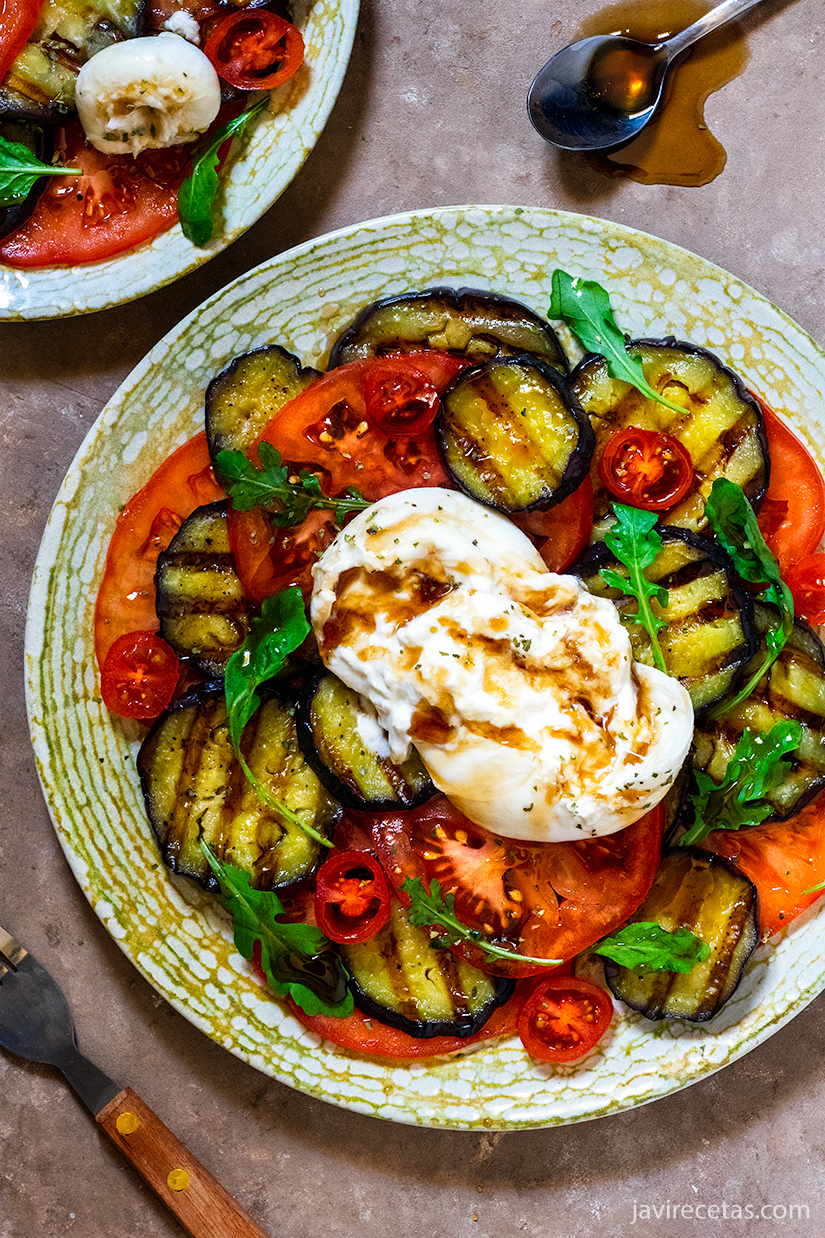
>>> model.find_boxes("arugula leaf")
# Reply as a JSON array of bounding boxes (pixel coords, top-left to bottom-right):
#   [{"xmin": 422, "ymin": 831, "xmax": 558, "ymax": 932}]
[
  {"xmin": 201, "ymin": 843, "xmax": 353, "ymax": 1017},
  {"xmin": 593, "ymin": 922, "xmax": 710, "ymax": 975},
  {"xmin": 548, "ymin": 270, "xmax": 684, "ymax": 415},
  {"xmin": 224, "ymin": 586, "xmax": 332, "ymax": 848},
  {"xmin": 216, "ymin": 443, "xmax": 371, "ymax": 527},
  {"xmin": 178, "ymin": 94, "xmax": 270, "ymax": 246},
  {"xmin": 0, "ymin": 135, "xmax": 81, "ymax": 208},
  {"xmin": 680, "ymin": 720, "xmax": 803, "ymax": 846},
  {"xmin": 402, "ymin": 876, "xmax": 561, "ymax": 967},
  {"xmin": 601, "ymin": 502, "xmax": 669, "ymax": 672},
  {"xmin": 703, "ymin": 478, "xmax": 794, "ymax": 720}
]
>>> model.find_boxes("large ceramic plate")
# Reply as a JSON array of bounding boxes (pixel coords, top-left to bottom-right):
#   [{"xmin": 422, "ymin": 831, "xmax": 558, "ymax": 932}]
[
  {"xmin": 26, "ymin": 205, "xmax": 825, "ymax": 1129},
  {"xmin": 0, "ymin": 0, "xmax": 358, "ymax": 321}
]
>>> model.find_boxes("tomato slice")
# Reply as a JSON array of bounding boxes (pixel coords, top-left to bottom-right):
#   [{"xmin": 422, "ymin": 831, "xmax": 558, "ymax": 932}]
[
  {"xmin": 598, "ymin": 427, "xmax": 694, "ymax": 511},
  {"xmin": 226, "ymin": 354, "xmax": 468, "ymax": 602},
  {"xmin": 512, "ymin": 476, "xmax": 594, "ymax": 573},
  {"xmin": 369, "ymin": 796, "xmax": 664, "ymax": 976},
  {"xmin": 100, "ymin": 631, "xmax": 179, "ymax": 721},
  {"xmin": 517, "ymin": 975, "xmax": 613, "ymax": 1063},
  {"xmin": 701, "ymin": 794, "xmax": 825, "ymax": 938},
  {"xmin": 255, "ymin": 354, "xmax": 465, "ymax": 499},
  {"xmin": 204, "ymin": 10, "xmax": 304, "ymax": 90},
  {"xmin": 314, "ymin": 851, "xmax": 392, "ymax": 944},
  {"xmin": 288, "ymin": 979, "xmax": 535, "ymax": 1059},
  {"xmin": 786, "ymin": 552, "xmax": 825, "ymax": 627},
  {"xmin": 756, "ymin": 401, "xmax": 825, "ymax": 577},
  {"xmin": 94, "ymin": 433, "xmax": 225, "ymax": 668},
  {"xmin": 364, "ymin": 358, "xmax": 441, "ymax": 438},
  {"xmin": 0, "ymin": 120, "xmax": 191, "ymax": 267},
  {"xmin": 227, "ymin": 505, "xmax": 335, "ymax": 605},
  {"xmin": 0, "ymin": 0, "xmax": 42, "ymax": 80}
]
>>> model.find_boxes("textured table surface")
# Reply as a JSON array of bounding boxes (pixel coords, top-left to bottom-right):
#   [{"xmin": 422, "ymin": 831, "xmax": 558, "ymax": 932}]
[{"xmin": 2, "ymin": 0, "xmax": 824, "ymax": 1235}]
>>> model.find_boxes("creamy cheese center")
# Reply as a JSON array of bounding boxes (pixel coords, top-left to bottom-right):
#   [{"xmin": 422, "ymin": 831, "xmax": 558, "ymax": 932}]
[{"xmin": 310, "ymin": 488, "xmax": 693, "ymax": 842}]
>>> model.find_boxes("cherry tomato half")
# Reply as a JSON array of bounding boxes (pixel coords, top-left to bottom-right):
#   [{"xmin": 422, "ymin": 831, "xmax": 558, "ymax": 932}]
[
  {"xmin": 599, "ymin": 427, "xmax": 694, "ymax": 511},
  {"xmin": 314, "ymin": 850, "xmax": 392, "ymax": 944},
  {"xmin": 364, "ymin": 358, "xmax": 441, "ymax": 438},
  {"xmin": 100, "ymin": 631, "xmax": 180, "ymax": 721},
  {"xmin": 204, "ymin": 10, "xmax": 304, "ymax": 90},
  {"xmin": 517, "ymin": 975, "xmax": 613, "ymax": 1063}
]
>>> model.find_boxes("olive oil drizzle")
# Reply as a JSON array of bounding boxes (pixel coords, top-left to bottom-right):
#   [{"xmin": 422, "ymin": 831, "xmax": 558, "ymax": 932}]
[{"xmin": 580, "ymin": 0, "xmax": 750, "ymax": 187}]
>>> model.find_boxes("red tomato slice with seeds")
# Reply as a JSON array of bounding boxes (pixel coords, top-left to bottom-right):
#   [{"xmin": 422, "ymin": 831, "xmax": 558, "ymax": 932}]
[
  {"xmin": 94, "ymin": 433, "xmax": 225, "ymax": 668},
  {"xmin": 701, "ymin": 794, "xmax": 825, "ymax": 938},
  {"xmin": 0, "ymin": 120, "xmax": 190, "ymax": 267}
]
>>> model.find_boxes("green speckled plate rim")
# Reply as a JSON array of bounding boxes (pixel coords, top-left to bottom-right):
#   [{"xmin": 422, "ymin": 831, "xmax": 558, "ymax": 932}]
[
  {"xmin": 24, "ymin": 204, "xmax": 825, "ymax": 1130},
  {"xmin": 0, "ymin": 0, "xmax": 358, "ymax": 322}
]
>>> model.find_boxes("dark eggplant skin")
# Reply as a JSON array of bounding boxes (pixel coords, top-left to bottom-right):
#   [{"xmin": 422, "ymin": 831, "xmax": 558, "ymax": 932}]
[
  {"xmin": 0, "ymin": 117, "xmax": 54, "ymax": 240},
  {"xmin": 328, "ymin": 286, "xmax": 569, "ymax": 373},
  {"xmin": 572, "ymin": 525, "xmax": 758, "ymax": 715},
  {"xmin": 342, "ymin": 901, "xmax": 515, "ymax": 1039},
  {"xmin": 137, "ymin": 682, "xmax": 341, "ymax": 894},
  {"xmin": 690, "ymin": 603, "xmax": 825, "ymax": 821},
  {"xmin": 0, "ymin": 0, "xmax": 147, "ymax": 123},
  {"xmin": 437, "ymin": 353, "xmax": 594, "ymax": 514},
  {"xmin": 604, "ymin": 849, "xmax": 758, "ymax": 1023},
  {"xmin": 205, "ymin": 344, "xmax": 321, "ymax": 463},
  {"xmin": 571, "ymin": 337, "xmax": 770, "ymax": 529},
  {"xmin": 296, "ymin": 670, "xmax": 435, "ymax": 811}
]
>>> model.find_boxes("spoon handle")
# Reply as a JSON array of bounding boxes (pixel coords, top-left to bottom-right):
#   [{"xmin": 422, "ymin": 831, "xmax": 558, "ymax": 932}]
[{"xmin": 665, "ymin": 0, "xmax": 766, "ymax": 57}]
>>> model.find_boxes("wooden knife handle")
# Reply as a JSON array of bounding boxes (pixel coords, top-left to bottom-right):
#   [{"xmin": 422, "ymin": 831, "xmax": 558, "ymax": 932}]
[{"xmin": 96, "ymin": 1087, "xmax": 270, "ymax": 1238}]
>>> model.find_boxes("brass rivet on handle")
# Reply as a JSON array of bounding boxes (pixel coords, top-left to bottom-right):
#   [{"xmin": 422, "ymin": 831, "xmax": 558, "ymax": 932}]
[
  {"xmin": 116, "ymin": 1111, "xmax": 140, "ymax": 1135},
  {"xmin": 167, "ymin": 1169, "xmax": 190, "ymax": 1192}
]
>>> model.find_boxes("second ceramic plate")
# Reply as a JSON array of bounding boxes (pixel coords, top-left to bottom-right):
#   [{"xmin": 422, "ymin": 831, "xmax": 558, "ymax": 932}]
[
  {"xmin": 26, "ymin": 205, "xmax": 825, "ymax": 1128},
  {"xmin": 0, "ymin": 0, "xmax": 358, "ymax": 321}
]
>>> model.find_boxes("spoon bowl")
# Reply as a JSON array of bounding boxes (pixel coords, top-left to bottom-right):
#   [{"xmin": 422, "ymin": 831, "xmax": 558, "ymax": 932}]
[{"xmin": 528, "ymin": 0, "xmax": 765, "ymax": 152}]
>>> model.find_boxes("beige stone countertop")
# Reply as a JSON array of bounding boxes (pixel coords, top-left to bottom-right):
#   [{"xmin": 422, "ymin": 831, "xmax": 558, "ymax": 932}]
[{"xmin": 2, "ymin": 0, "xmax": 825, "ymax": 1234}]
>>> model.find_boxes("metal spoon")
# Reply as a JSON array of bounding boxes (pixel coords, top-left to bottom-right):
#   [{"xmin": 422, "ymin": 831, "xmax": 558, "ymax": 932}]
[{"xmin": 527, "ymin": 0, "xmax": 766, "ymax": 151}]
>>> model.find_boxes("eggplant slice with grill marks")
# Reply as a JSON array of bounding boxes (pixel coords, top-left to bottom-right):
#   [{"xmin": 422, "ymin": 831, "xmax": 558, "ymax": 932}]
[
  {"xmin": 296, "ymin": 672, "xmax": 435, "ymax": 810},
  {"xmin": 328, "ymin": 287, "xmax": 568, "ymax": 373},
  {"xmin": 205, "ymin": 344, "xmax": 321, "ymax": 462},
  {"xmin": 572, "ymin": 526, "xmax": 757, "ymax": 714},
  {"xmin": 0, "ymin": 0, "xmax": 146, "ymax": 122},
  {"xmin": 570, "ymin": 338, "xmax": 769, "ymax": 529},
  {"xmin": 342, "ymin": 899, "xmax": 515, "ymax": 1039},
  {"xmin": 604, "ymin": 850, "xmax": 758, "ymax": 1022},
  {"xmin": 155, "ymin": 501, "xmax": 253, "ymax": 679},
  {"xmin": 138, "ymin": 683, "xmax": 342, "ymax": 894},
  {"xmin": 691, "ymin": 603, "xmax": 825, "ymax": 820},
  {"xmin": 437, "ymin": 355, "xmax": 594, "ymax": 513}
]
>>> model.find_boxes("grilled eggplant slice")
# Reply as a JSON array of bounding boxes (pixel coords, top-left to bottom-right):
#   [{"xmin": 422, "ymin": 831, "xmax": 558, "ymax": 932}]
[
  {"xmin": 138, "ymin": 684, "xmax": 341, "ymax": 892},
  {"xmin": 0, "ymin": 117, "xmax": 54, "ymax": 238},
  {"xmin": 571, "ymin": 338, "xmax": 769, "ymax": 529},
  {"xmin": 692, "ymin": 604, "xmax": 825, "ymax": 819},
  {"xmin": 573, "ymin": 526, "xmax": 757, "ymax": 713},
  {"xmin": 205, "ymin": 345, "xmax": 321, "ymax": 462},
  {"xmin": 155, "ymin": 501, "xmax": 252, "ymax": 678},
  {"xmin": 329, "ymin": 287, "xmax": 568, "ymax": 373},
  {"xmin": 605, "ymin": 850, "xmax": 757, "ymax": 1021},
  {"xmin": 296, "ymin": 672, "xmax": 434, "ymax": 810},
  {"xmin": 0, "ymin": 0, "xmax": 145, "ymax": 122},
  {"xmin": 437, "ymin": 355, "xmax": 594, "ymax": 513},
  {"xmin": 342, "ymin": 900, "xmax": 514, "ymax": 1039}
]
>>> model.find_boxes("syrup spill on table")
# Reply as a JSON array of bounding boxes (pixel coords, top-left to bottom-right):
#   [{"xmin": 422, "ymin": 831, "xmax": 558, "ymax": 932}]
[{"xmin": 579, "ymin": 0, "xmax": 750, "ymax": 186}]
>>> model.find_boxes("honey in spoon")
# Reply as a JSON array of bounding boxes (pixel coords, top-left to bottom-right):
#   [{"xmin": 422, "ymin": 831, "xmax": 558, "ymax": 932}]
[{"xmin": 583, "ymin": 0, "xmax": 750, "ymax": 186}]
